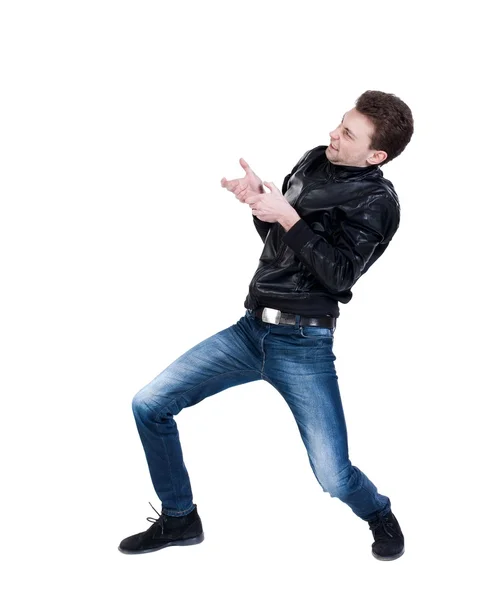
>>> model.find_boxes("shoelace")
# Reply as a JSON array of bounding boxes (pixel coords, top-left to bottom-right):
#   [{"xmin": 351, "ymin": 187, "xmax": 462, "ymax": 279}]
[
  {"xmin": 368, "ymin": 513, "xmax": 398, "ymax": 540},
  {"xmin": 146, "ymin": 502, "xmax": 166, "ymax": 534}
]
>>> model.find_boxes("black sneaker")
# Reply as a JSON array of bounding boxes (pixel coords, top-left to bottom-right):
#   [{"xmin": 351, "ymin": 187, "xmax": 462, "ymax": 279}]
[
  {"xmin": 118, "ymin": 502, "xmax": 205, "ymax": 554},
  {"xmin": 367, "ymin": 510, "xmax": 405, "ymax": 561}
]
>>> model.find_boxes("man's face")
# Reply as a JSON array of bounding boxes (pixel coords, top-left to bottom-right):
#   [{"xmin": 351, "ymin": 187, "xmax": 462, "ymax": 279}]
[{"xmin": 326, "ymin": 107, "xmax": 387, "ymax": 167}]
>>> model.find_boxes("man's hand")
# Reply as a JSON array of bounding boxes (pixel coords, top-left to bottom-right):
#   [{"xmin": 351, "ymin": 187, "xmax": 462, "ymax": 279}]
[
  {"xmin": 245, "ymin": 181, "xmax": 300, "ymax": 229},
  {"xmin": 221, "ymin": 158, "xmax": 264, "ymax": 203}
]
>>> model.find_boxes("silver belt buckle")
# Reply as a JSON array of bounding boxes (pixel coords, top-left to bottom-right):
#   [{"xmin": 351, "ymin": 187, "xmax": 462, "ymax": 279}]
[{"xmin": 262, "ymin": 307, "xmax": 282, "ymax": 324}]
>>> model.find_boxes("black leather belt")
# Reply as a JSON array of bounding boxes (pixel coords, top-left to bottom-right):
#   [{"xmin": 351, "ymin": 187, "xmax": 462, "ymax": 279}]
[{"xmin": 253, "ymin": 307, "xmax": 336, "ymax": 329}]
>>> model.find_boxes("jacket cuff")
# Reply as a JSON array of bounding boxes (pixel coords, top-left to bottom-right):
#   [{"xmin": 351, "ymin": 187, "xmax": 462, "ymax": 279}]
[{"xmin": 282, "ymin": 218, "xmax": 317, "ymax": 255}]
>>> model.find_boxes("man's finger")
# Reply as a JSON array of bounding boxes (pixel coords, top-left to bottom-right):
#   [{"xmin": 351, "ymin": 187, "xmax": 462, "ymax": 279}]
[
  {"xmin": 245, "ymin": 194, "xmax": 260, "ymax": 205},
  {"xmin": 221, "ymin": 177, "xmax": 233, "ymax": 189},
  {"xmin": 221, "ymin": 177, "xmax": 237, "ymax": 189},
  {"xmin": 263, "ymin": 181, "xmax": 280, "ymax": 194},
  {"xmin": 235, "ymin": 183, "xmax": 249, "ymax": 202},
  {"xmin": 240, "ymin": 157, "xmax": 252, "ymax": 174},
  {"xmin": 221, "ymin": 177, "xmax": 240, "ymax": 192}
]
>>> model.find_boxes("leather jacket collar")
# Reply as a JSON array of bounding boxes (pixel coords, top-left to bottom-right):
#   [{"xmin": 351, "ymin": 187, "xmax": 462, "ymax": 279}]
[{"xmin": 324, "ymin": 155, "xmax": 382, "ymax": 182}]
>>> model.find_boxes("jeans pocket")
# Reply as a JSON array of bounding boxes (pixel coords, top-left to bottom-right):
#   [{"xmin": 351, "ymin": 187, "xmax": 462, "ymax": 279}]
[{"xmin": 299, "ymin": 325, "xmax": 334, "ymax": 339}]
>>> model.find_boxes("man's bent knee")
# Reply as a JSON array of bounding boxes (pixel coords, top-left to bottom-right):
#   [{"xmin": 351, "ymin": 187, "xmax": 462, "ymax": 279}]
[{"xmin": 132, "ymin": 388, "xmax": 183, "ymax": 420}]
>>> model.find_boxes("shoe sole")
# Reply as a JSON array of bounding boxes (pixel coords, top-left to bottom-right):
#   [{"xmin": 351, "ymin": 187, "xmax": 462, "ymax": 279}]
[
  {"xmin": 118, "ymin": 532, "xmax": 205, "ymax": 555},
  {"xmin": 372, "ymin": 547, "xmax": 405, "ymax": 561}
]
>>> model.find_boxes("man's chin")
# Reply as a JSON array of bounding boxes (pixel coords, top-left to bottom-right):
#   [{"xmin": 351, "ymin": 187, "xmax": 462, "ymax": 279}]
[{"xmin": 326, "ymin": 148, "xmax": 339, "ymax": 163}]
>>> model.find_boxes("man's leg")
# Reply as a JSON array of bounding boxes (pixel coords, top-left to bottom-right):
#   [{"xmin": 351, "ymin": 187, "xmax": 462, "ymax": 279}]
[
  {"xmin": 131, "ymin": 312, "xmax": 264, "ymax": 516},
  {"xmin": 261, "ymin": 323, "xmax": 391, "ymax": 521}
]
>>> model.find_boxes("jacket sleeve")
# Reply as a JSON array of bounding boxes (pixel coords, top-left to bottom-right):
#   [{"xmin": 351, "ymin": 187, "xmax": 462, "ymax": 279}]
[
  {"xmin": 281, "ymin": 197, "xmax": 400, "ymax": 294},
  {"xmin": 253, "ymin": 148, "xmax": 314, "ymax": 243}
]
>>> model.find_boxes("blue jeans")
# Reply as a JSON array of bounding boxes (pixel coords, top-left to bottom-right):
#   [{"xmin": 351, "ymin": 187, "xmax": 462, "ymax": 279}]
[{"xmin": 132, "ymin": 308, "xmax": 391, "ymax": 521}]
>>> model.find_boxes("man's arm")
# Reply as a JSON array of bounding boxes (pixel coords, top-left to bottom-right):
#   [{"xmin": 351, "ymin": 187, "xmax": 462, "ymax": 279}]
[
  {"xmin": 281, "ymin": 197, "xmax": 400, "ymax": 294},
  {"xmin": 252, "ymin": 148, "xmax": 313, "ymax": 243}
]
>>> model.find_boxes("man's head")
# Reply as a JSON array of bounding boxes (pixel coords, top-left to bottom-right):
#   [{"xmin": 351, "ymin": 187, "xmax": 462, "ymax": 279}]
[{"xmin": 326, "ymin": 90, "xmax": 414, "ymax": 168}]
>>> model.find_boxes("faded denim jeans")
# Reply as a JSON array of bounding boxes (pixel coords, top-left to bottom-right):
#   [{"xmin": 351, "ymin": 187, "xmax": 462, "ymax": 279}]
[{"xmin": 131, "ymin": 308, "xmax": 391, "ymax": 521}]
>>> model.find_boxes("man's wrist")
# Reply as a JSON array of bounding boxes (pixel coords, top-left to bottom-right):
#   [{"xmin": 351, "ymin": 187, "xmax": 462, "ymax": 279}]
[{"xmin": 279, "ymin": 208, "xmax": 301, "ymax": 232}]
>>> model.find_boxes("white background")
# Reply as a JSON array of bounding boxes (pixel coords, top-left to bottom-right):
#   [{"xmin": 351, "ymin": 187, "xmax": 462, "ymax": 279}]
[{"xmin": 1, "ymin": 1, "xmax": 477, "ymax": 598}]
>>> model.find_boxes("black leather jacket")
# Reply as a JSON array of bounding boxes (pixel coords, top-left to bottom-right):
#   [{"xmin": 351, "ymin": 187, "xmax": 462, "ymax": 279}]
[{"xmin": 243, "ymin": 145, "xmax": 401, "ymax": 318}]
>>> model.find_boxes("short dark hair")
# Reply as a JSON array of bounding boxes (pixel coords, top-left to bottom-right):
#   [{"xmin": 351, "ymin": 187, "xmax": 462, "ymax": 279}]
[{"xmin": 355, "ymin": 90, "xmax": 414, "ymax": 166}]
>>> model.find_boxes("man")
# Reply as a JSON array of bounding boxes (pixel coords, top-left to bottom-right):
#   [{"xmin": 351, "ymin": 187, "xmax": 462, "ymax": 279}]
[{"xmin": 118, "ymin": 90, "xmax": 414, "ymax": 561}]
